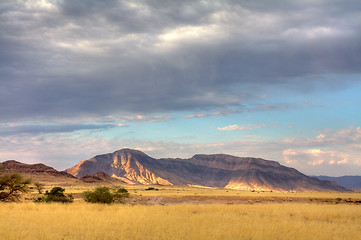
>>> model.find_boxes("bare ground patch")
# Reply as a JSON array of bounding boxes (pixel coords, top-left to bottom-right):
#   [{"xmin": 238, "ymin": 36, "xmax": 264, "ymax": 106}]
[{"xmin": 125, "ymin": 195, "xmax": 361, "ymax": 205}]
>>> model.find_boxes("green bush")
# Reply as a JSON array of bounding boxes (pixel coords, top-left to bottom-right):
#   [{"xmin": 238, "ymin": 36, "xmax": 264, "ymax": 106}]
[
  {"xmin": 112, "ymin": 186, "xmax": 130, "ymax": 202},
  {"xmin": 83, "ymin": 186, "xmax": 129, "ymax": 204},
  {"xmin": 34, "ymin": 187, "xmax": 73, "ymax": 203}
]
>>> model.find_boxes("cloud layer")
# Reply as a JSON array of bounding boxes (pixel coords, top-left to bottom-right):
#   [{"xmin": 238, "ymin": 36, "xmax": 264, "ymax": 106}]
[{"xmin": 1, "ymin": 0, "xmax": 361, "ymax": 122}]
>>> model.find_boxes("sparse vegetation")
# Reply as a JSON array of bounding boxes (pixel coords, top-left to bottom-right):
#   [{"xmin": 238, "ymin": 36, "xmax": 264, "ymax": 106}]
[
  {"xmin": 34, "ymin": 187, "xmax": 73, "ymax": 203},
  {"xmin": 0, "ymin": 173, "xmax": 31, "ymax": 201},
  {"xmin": 82, "ymin": 186, "xmax": 129, "ymax": 204},
  {"xmin": 34, "ymin": 182, "xmax": 44, "ymax": 194}
]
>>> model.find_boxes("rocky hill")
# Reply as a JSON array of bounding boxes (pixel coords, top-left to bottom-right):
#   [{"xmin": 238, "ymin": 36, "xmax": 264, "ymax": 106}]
[
  {"xmin": 66, "ymin": 148, "xmax": 349, "ymax": 192},
  {"xmin": 1, "ymin": 160, "xmax": 74, "ymax": 178},
  {"xmin": 0, "ymin": 160, "xmax": 77, "ymax": 184}
]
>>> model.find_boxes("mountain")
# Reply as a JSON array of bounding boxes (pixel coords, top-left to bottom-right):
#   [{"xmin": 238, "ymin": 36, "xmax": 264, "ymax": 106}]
[
  {"xmin": 0, "ymin": 160, "xmax": 77, "ymax": 184},
  {"xmin": 66, "ymin": 148, "xmax": 349, "ymax": 192},
  {"xmin": 314, "ymin": 176, "xmax": 361, "ymax": 190}
]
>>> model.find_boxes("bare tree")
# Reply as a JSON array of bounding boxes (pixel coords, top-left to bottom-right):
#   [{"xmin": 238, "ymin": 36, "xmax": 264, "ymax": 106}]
[{"xmin": 34, "ymin": 182, "xmax": 45, "ymax": 194}]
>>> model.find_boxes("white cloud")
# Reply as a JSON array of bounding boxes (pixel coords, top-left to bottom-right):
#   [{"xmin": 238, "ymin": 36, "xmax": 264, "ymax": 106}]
[
  {"xmin": 283, "ymin": 148, "xmax": 349, "ymax": 166},
  {"xmin": 217, "ymin": 125, "xmax": 251, "ymax": 131},
  {"xmin": 106, "ymin": 114, "xmax": 174, "ymax": 123},
  {"xmin": 183, "ymin": 109, "xmax": 240, "ymax": 118},
  {"xmin": 308, "ymin": 159, "xmax": 324, "ymax": 166},
  {"xmin": 157, "ymin": 24, "xmax": 225, "ymax": 49},
  {"xmin": 217, "ymin": 123, "xmax": 274, "ymax": 131}
]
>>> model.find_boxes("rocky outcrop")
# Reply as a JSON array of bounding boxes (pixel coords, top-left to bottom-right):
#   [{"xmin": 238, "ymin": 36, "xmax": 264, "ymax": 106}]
[{"xmin": 80, "ymin": 171, "xmax": 125, "ymax": 183}]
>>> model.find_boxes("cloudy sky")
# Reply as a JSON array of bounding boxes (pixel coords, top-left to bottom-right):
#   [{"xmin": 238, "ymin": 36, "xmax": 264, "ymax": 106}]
[{"xmin": 1, "ymin": 0, "xmax": 360, "ymax": 176}]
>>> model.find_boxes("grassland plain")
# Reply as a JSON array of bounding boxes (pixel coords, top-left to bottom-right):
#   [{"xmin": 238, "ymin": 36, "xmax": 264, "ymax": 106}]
[
  {"xmin": 25, "ymin": 184, "xmax": 361, "ymax": 204},
  {"xmin": 1, "ymin": 202, "xmax": 360, "ymax": 240}
]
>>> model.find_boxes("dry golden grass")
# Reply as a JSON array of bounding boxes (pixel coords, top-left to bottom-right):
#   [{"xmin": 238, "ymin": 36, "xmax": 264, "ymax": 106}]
[
  {"xmin": 1, "ymin": 202, "xmax": 360, "ymax": 240},
  {"xmin": 124, "ymin": 185, "xmax": 361, "ymax": 199},
  {"xmin": 39, "ymin": 183, "xmax": 361, "ymax": 198}
]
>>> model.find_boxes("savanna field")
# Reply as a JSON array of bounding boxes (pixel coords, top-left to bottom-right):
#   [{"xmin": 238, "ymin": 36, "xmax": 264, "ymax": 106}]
[
  {"xmin": 2, "ymin": 1, "xmax": 361, "ymax": 240},
  {"xmin": 1, "ymin": 185, "xmax": 361, "ymax": 240}
]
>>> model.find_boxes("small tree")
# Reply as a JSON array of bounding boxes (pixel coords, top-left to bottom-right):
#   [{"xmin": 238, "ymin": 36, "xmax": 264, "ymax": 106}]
[
  {"xmin": 0, "ymin": 173, "xmax": 31, "ymax": 201},
  {"xmin": 34, "ymin": 182, "xmax": 44, "ymax": 194},
  {"xmin": 34, "ymin": 186, "xmax": 73, "ymax": 203},
  {"xmin": 83, "ymin": 186, "xmax": 129, "ymax": 204}
]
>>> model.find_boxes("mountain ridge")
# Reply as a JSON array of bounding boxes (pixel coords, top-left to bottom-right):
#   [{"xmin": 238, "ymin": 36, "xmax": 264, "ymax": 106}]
[
  {"xmin": 1, "ymin": 160, "xmax": 75, "ymax": 178},
  {"xmin": 314, "ymin": 175, "xmax": 361, "ymax": 190},
  {"xmin": 66, "ymin": 148, "xmax": 350, "ymax": 192}
]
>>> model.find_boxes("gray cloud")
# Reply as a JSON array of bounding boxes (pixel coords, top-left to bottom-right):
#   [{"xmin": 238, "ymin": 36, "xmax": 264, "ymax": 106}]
[
  {"xmin": 1, "ymin": 0, "xmax": 361, "ymax": 122},
  {"xmin": 0, "ymin": 123, "xmax": 122, "ymax": 136}
]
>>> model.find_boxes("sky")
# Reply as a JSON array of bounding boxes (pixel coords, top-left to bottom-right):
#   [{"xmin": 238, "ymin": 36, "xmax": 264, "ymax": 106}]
[{"xmin": 0, "ymin": 0, "xmax": 360, "ymax": 176}]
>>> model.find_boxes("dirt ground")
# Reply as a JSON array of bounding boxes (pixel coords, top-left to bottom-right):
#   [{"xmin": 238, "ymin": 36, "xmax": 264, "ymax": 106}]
[{"xmin": 124, "ymin": 195, "xmax": 361, "ymax": 205}]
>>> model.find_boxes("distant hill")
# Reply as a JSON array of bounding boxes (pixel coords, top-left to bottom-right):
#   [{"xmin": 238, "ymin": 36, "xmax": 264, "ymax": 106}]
[
  {"xmin": 314, "ymin": 176, "xmax": 361, "ymax": 190},
  {"xmin": 0, "ymin": 160, "xmax": 77, "ymax": 184},
  {"xmin": 66, "ymin": 148, "xmax": 350, "ymax": 192},
  {"xmin": 1, "ymin": 160, "xmax": 74, "ymax": 177}
]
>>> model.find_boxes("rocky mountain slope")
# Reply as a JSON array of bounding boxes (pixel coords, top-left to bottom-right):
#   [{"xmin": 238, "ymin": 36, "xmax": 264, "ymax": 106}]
[{"xmin": 67, "ymin": 148, "xmax": 349, "ymax": 192}]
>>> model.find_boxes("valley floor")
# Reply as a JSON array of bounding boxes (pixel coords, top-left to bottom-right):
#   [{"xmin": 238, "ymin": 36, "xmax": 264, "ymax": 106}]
[{"xmin": 43, "ymin": 183, "xmax": 361, "ymax": 205}]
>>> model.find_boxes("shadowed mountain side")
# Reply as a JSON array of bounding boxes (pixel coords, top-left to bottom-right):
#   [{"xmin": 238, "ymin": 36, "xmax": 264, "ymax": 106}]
[
  {"xmin": 153, "ymin": 155, "xmax": 347, "ymax": 191},
  {"xmin": 66, "ymin": 149, "xmax": 350, "ymax": 192},
  {"xmin": 315, "ymin": 176, "xmax": 361, "ymax": 190}
]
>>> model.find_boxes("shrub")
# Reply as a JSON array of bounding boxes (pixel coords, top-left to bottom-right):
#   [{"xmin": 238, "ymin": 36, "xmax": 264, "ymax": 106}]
[
  {"xmin": 83, "ymin": 187, "xmax": 113, "ymax": 204},
  {"xmin": 34, "ymin": 187, "xmax": 73, "ymax": 203},
  {"xmin": 112, "ymin": 186, "xmax": 130, "ymax": 202},
  {"xmin": 83, "ymin": 186, "xmax": 129, "ymax": 204}
]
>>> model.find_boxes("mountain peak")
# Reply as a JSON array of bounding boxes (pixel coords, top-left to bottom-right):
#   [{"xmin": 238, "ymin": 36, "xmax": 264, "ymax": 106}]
[{"xmin": 113, "ymin": 148, "xmax": 150, "ymax": 157}]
